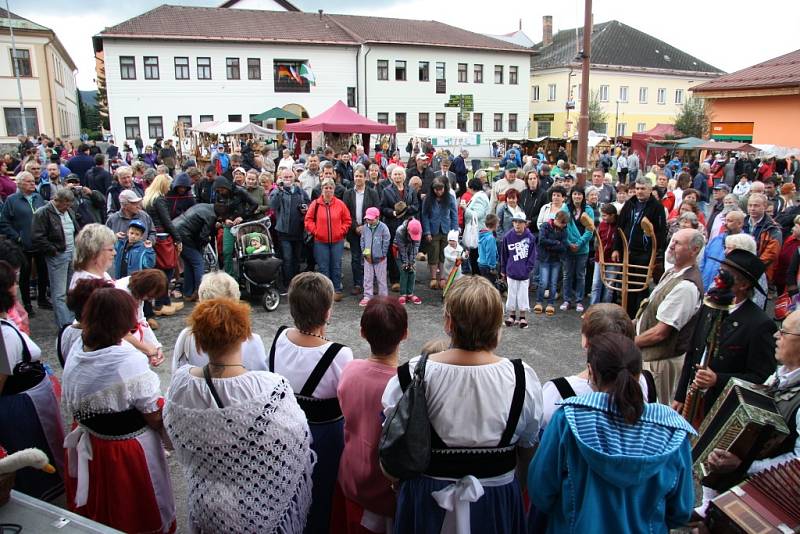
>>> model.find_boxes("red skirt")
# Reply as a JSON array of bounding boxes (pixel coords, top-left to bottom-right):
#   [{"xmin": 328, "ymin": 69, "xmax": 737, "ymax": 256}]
[{"xmin": 65, "ymin": 427, "xmax": 175, "ymax": 534}]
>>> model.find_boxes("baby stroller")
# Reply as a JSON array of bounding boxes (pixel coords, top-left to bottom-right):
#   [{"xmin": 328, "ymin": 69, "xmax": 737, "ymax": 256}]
[{"xmin": 230, "ymin": 217, "xmax": 282, "ymax": 311}]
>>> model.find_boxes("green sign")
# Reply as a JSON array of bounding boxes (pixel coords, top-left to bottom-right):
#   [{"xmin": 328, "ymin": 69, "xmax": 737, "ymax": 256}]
[
  {"xmin": 533, "ymin": 113, "xmax": 555, "ymax": 122},
  {"xmin": 444, "ymin": 94, "xmax": 474, "ymax": 111}
]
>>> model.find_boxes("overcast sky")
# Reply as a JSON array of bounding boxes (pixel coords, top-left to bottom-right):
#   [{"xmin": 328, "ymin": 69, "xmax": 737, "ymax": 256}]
[{"xmin": 9, "ymin": 0, "xmax": 799, "ymax": 90}]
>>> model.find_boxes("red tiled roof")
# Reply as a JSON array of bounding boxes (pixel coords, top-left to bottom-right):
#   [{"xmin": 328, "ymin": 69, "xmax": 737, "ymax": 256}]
[
  {"xmin": 97, "ymin": 4, "xmax": 531, "ymax": 53},
  {"xmin": 692, "ymin": 48, "xmax": 800, "ymax": 93}
]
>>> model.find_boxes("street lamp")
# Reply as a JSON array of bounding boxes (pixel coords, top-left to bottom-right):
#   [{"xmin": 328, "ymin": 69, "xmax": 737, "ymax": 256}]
[{"xmin": 614, "ymin": 100, "xmax": 621, "ymax": 140}]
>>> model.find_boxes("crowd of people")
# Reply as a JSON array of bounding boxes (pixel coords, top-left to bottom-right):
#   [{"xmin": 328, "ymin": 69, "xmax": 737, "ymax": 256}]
[{"xmin": 0, "ymin": 132, "xmax": 798, "ymax": 533}]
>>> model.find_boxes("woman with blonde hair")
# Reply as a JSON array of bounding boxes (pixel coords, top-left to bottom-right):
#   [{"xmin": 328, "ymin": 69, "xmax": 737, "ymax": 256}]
[
  {"xmin": 70, "ymin": 223, "xmax": 116, "ymax": 289},
  {"xmin": 381, "ymin": 276, "xmax": 543, "ymax": 533},
  {"xmin": 143, "ymin": 174, "xmax": 183, "ymax": 315}
]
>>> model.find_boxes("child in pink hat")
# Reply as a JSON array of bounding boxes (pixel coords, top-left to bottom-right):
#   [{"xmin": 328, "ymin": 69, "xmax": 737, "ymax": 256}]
[
  {"xmin": 394, "ymin": 218, "xmax": 423, "ymax": 305},
  {"xmin": 360, "ymin": 207, "xmax": 391, "ymax": 306}
]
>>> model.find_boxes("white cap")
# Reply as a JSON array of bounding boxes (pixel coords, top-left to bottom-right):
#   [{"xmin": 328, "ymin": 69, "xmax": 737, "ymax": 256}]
[{"xmin": 447, "ymin": 230, "xmax": 459, "ymax": 242}]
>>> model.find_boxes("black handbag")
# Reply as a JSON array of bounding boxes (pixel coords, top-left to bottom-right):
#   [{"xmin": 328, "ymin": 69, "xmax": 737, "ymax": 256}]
[
  {"xmin": 1, "ymin": 320, "xmax": 46, "ymax": 396},
  {"xmin": 379, "ymin": 352, "xmax": 431, "ymax": 480}
]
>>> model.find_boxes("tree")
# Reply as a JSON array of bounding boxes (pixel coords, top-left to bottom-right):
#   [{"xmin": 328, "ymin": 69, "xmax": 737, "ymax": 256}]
[
  {"xmin": 95, "ymin": 55, "xmax": 110, "ymax": 130},
  {"xmin": 588, "ymin": 90, "xmax": 608, "ymax": 133},
  {"xmin": 673, "ymin": 97, "xmax": 709, "ymax": 138}
]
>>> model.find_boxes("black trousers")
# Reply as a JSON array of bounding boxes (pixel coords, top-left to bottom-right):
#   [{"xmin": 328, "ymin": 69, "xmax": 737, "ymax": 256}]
[{"xmin": 20, "ymin": 250, "xmax": 49, "ymax": 307}]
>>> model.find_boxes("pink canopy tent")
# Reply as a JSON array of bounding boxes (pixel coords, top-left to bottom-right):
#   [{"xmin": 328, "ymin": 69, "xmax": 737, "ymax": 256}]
[
  {"xmin": 283, "ymin": 101, "xmax": 397, "ymax": 134},
  {"xmin": 630, "ymin": 124, "xmax": 679, "ymax": 166}
]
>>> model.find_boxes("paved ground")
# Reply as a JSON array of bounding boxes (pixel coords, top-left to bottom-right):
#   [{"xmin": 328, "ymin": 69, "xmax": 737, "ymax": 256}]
[{"xmin": 29, "ymin": 251, "xmax": 586, "ymax": 531}]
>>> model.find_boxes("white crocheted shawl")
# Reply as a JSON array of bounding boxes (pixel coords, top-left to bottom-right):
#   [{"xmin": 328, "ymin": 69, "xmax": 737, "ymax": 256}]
[{"xmin": 164, "ymin": 376, "xmax": 315, "ymax": 534}]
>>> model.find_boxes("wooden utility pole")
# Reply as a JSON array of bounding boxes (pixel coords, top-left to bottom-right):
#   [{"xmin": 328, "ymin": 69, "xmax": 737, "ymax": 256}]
[{"xmin": 576, "ymin": 0, "xmax": 592, "ymax": 188}]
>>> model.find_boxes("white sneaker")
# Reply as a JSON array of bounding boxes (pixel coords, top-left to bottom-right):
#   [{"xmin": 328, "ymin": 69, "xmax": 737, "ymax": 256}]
[
  {"xmin": 559, "ymin": 301, "xmax": 569, "ymax": 311},
  {"xmin": 576, "ymin": 303, "xmax": 585, "ymax": 313},
  {"xmin": 544, "ymin": 289, "xmax": 550, "ymax": 299}
]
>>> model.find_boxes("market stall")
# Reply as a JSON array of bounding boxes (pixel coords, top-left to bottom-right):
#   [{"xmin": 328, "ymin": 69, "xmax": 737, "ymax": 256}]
[
  {"xmin": 631, "ymin": 123, "xmax": 679, "ymax": 166},
  {"xmin": 185, "ymin": 121, "xmax": 279, "ymax": 164}
]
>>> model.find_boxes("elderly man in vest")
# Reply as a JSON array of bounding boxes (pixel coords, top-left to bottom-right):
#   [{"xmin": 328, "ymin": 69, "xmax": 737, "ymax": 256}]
[
  {"xmin": 673, "ymin": 249, "xmax": 777, "ymax": 415},
  {"xmin": 634, "ymin": 228, "xmax": 705, "ymax": 404}
]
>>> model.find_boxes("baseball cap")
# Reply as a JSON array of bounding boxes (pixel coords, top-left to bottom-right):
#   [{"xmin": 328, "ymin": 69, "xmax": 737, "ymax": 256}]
[
  {"xmin": 511, "ymin": 210, "xmax": 528, "ymax": 223},
  {"xmin": 407, "ymin": 219, "xmax": 422, "ymax": 241},
  {"xmin": 505, "ymin": 162, "xmax": 518, "ymax": 171},
  {"xmin": 233, "ymin": 167, "xmax": 246, "ymax": 175},
  {"xmin": 128, "ymin": 219, "xmax": 147, "ymax": 233},
  {"xmin": 713, "ymin": 183, "xmax": 731, "ymax": 192},
  {"xmin": 365, "ymin": 207, "xmax": 380, "ymax": 220},
  {"xmin": 118, "ymin": 189, "xmax": 142, "ymax": 203},
  {"xmin": 447, "ymin": 230, "xmax": 459, "ymax": 242},
  {"xmin": 65, "ymin": 174, "xmax": 80, "ymax": 183}
]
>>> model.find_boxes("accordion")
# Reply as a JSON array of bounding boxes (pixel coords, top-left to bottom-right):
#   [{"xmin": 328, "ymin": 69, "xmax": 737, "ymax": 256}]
[
  {"xmin": 692, "ymin": 378, "xmax": 790, "ymax": 490},
  {"xmin": 706, "ymin": 458, "xmax": 800, "ymax": 534}
]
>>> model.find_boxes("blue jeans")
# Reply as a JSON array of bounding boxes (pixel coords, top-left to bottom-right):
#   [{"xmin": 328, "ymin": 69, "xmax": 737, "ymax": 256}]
[
  {"xmin": 590, "ymin": 262, "xmax": 618, "ymax": 305},
  {"xmin": 314, "ymin": 240, "xmax": 344, "ymax": 292},
  {"xmin": 279, "ymin": 237, "xmax": 303, "ymax": 286},
  {"xmin": 45, "ymin": 251, "xmax": 73, "ymax": 328},
  {"xmin": 181, "ymin": 245, "xmax": 204, "ymax": 297},
  {"xmin": 562, "ymin": 253, "xmax": 588, "ymax": 305},
  {"xmin": 537, "ymin": 261, "xmax": 561, "ymax": 306}
]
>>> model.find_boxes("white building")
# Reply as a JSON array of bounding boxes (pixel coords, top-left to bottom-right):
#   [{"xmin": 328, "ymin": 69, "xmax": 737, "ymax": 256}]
[
  {"xmin": 0, "ymin": 9, "xmax": 80, "ymax": 144},
  {"xmin": 94, "ymin": 5, "xmax": 532, "ymax": 155}
]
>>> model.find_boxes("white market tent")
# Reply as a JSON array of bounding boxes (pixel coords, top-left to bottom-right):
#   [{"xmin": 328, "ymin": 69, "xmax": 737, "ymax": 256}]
[
  {"xmin": 189, "ymin": 121, "xmax": 279, "ymax": 137},
  {"xmin": 752, "ymin": 144, "xmax": 800, "ymax": 159},
  {"xmin": 408, "ymin": 128, "xmax": 479, "ymax": 146}
]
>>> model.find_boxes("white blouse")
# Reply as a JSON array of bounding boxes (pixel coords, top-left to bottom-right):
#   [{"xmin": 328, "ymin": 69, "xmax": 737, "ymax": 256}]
[
  {"xmin": 382, "ymin": 356, "xmax": 543, "ymax": 448},
  {"xmin": 0, "ymin": 320, "xmax": 41, "ymax": 375},
  {"xmin": 171, "ymin": 327, "xmax": 268, "ymax": 373},
  {"xmin": 270, "ymin": 329, "xmax": 353, "ymax": 398},
  {"xmin": 69, "ymin": 270, "xmax": 113, "ymax": 290},
  {"xmin": 167, "ymin": 365, "xmax": 288, "ymax": 409}
]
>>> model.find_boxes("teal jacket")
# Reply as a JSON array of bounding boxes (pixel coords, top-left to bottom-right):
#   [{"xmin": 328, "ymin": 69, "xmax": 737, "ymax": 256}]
[
  {"xmin": 560, "ymin": 204, "xmax": 594, "ymax": 256},
  {"xmin": 530, "ymin": 393, "xmax": 696, "ymax": 534}
]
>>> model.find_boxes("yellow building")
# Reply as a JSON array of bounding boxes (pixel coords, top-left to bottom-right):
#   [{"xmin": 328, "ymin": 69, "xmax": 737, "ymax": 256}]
[{"xmin": 530, "ymin": 19, "xmax": 722, "ymax": 139}]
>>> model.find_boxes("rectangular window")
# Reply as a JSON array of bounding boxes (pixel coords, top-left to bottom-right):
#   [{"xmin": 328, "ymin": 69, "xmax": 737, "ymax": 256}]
[
  {"xmin": 458, "ymin": 63, "xmax": 467, "ymax": 83},
  {"xmin": 377, "ymin": 60, "xmax": 388, "ymax": 80},
  {"xmin": 4, "ymin": 108, "xmax": 38, "ymax": 136},
  {"xmin": 174, "ymin": 57, "xmax": 189, "ymax": 80},
  {"xmin": 273, "ymin": 60, "xmax": 310, "ymax": 93},
  {"xmin": 395, "ymin": 112, "xmax": 407, "ymax": 133},
  {"xmin": 419, "ymin": 112, "xmax": 429, "ymax": 129},
  {"xmin": 124, "ymin": 117, "xmax": 140, "ymax": 139},
  {"xmin": 247, "ymin": 58, "xmax": 261, "ymax": 80},
  {"xmin": 619, "ymin": 86, "xmax": 629, "ymax": 103},
  {"xmin": 616, "ymin": 122, "xmax": 627, "ymax": 136},
  {"xmin": 494, "ymin": 65, "xmax": 503, "ymax": 84},
  {"xmin": 435, "ymin": 113, "xmax": 445, "ymax": 129},
  {"xmin": 457, "ymin": 113, "xmax": 467, "ymax": 132},
  {"xmin": 177, "ymin": 115, "xmax": 192, "ymax": 128},
  {"xmin": 347, "ymin": 87, "xmax": 356, "ymax": 108},
  {"xmin": 531, "ymin": 85, "xmax": 540, "ymax": 101},
  {"xmin": 637, "ymin": 122, "xmax": 647, "ymax": 132},
  {"xmin": 143, "ymin": 56, "xmax": 159, "ymax": 80},
  {"xmin": 395, "ymin": 60, "xmax": 406, "ymax": 81},
  {"xmin": 509, "ymin": 113, "xmax": 518, "ymax": 132},
  {"xmin": 228, "ymin": 114, "xmax": 242, "ymax": 122},
  {"xmin": 548, "ymin": 84, "xmax": 557, "ymax": 101},
  {"xmin": 199, "ymin": 115, "xmax": 213, "ymax": 123},
  {"xmin": 197, "ymin": 57, "xmax": 211, "ymax": 80},
  {"xmin": 418, "ymin": 61, "xmax": 429, "ymax": 82},
  {"xmin": 537, "ymin": 121, "xmax": 551, "ymax": 137},
  {"xmin": 119, "ymin": 56, "xmax": 136, "ymax": 80},
  {"xmin": 377, "ymin": 113, "xmax": 389, "ymax": 124},
  {"xmin": 9, "ymin": 49, "xmax": 31, "ymax": 77},
  {"xmin": 657, "ymin": 87, "xmax": 666, "ymax": 104},
  {"xmin": 147, "ymin": 116, "xmax": 163, "ymax": 138},
  {"xmin": 226, "ymin": 58, "xmax": 240, "ymax": 80},
  {"xmin": 435, "ymin": 62, "xmax": 446, "ymax": 94},
  {"xmin": 638, "ymin": 87, "xmax": 648, "ymax": 103},
  {"xmin": 675, "ymin": 89, "xmax": 684, "ymax": 104},
  {"xmin": 472, "ymin": 112, "xmax": 483, "ymax": 132},
  {"xmin": 474, "ymin": 64, "xmax": 483, "ymax": 83},
  {"xmin": 509, "ymin": 65, "xmax": 518, "ymax": 85},
  {"xmin": 494, "ymin": 113, "xmax": 503, "ymax": 132},
  {"xmin": 599, "ymin": 85, "xmax": 609, "ymax": 102}
]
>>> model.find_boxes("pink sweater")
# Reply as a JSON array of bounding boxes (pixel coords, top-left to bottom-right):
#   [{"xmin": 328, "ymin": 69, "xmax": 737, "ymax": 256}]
[{"xmin": 336, "ymin": 359, "xmax": 396, "ymax": 517}]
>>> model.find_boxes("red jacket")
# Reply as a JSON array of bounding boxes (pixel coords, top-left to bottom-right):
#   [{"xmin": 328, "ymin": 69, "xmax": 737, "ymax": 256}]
[
  {"xmin": 304, "ymin": 196, "xmax": 351, "ymax": 243},
  {"xmin": 595, "ymin": 220, "xmax": 617, "ymax": 263}
]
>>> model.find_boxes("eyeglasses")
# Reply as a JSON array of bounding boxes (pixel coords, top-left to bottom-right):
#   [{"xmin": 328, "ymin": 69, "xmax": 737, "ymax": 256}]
[{"xmin": 778, "ymin": 328, "xmax": 800, "ymax": 338}]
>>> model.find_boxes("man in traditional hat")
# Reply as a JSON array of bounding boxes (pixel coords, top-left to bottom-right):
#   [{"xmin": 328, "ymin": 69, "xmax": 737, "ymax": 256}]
[{"xmin": 673, "ymin": 248, "xmax": 777, "ymax": 415}]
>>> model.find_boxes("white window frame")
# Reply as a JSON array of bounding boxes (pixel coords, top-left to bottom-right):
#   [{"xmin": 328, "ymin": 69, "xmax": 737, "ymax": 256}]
[
  {"xmin": 599, "ymin": 85, "xmax": 609, "ymax": 102},
  {"xmin": 531, "ymin": 85, "xmax": 540, "ymax": 102},
  {"xmin": 619, "ymin": 86, "xmax": 628, "ymax": 103},
  {"xmin": 657, "ymin": 88, "xmax": 666, "ymax": 104},
  {"xmin": 547, "ymin": 84, "xmax": 556, "ymax": 101},
  {"xmin": 638, "ymin": 87, "xmax": 648, "ymax": 104},
  {"xmin": 675, "ymin": 89, "xmax": 684, "ymax": 104}
]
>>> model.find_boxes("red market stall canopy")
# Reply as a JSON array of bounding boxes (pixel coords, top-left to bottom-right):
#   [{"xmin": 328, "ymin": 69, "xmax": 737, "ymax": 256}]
[
  {"xmin": 694, "ymin": 141, "xmax": 758, "ymax": 152},
  {"xmin": 632, "ymin": 123, "xmax": 680, "ymax": 166},
  {"xmin": 283, "ymin": 100, "xmax": 397, "ymax": 134}
]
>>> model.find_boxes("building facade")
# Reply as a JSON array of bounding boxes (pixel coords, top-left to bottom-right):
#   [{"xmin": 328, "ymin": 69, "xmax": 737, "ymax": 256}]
[
  {"xmin": 691, "ymin": 49, "xmax": 800, "ymax": 146},
  {"xmin": 529, "ymin": 19, "xmax": 721, "ymax": 139},
  {"xmin": 95, "ymin": 5, "xmax": 531, "ymax": 153},
  {"xmin": 0, "ymin": 9, "xmax": 80, "ymax": 144}
]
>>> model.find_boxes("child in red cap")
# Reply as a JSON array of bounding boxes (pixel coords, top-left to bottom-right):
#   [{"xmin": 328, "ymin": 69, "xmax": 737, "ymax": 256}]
[{"xmin": 394, "ymin": 218, "xmax": 422, "ymax": 304}]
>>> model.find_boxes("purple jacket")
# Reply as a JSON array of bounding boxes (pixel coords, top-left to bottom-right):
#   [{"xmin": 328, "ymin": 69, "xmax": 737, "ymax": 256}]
[{"xmin": 500, "ymin": 227, "xmax": 537, "ymax": 280}]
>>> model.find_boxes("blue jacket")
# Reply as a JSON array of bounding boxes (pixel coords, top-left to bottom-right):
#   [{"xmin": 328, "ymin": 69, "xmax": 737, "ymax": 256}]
[
  {"xmin": 0, "ymin": 191, "xmax": 46, "ymax": 250},
  {"xmin": 477, "ymin": 229, "xmax": 498, "ymax": 268},
  {"xmin": 394, "ymin": 220, "xmax": 420, "ymax": 265},
  {"xmin": 700, "ymin": 233, "xmax": 726, "ymax": 290},
  {"xmin": 269, "ymin": 185, "xmax": 309, "ymax": 240},
  {"xmin": 530, "ymin": 393, "xmax": 696, "ymax": 534},
  {"xmin": 500, "ymin": 148, "xmax": 522, "ymax": 168},
  {"xmin": 561, "ymin": 204, "xmax": 595, "ymax": 255},
  {"xmin": 500, "ymin": 228, "xmax": 536, "ymax": 280},
  {"xmin": 360, "ymin": 221, "xmax": 391, "ymax": 260},
  {"xmin": 537, "ymin": 220, "xmax": 567, "ymax": 263},
  {"xmin": 692, "ymin": 172, "xmax": 710, "ymax": 202},
  {"xmin": 421, "ymin": 194, "xmax": 458, "ymax": 237},
  {"xmin": 113, "ymin": 238, "xmax": 155, "ymax": 279}
]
